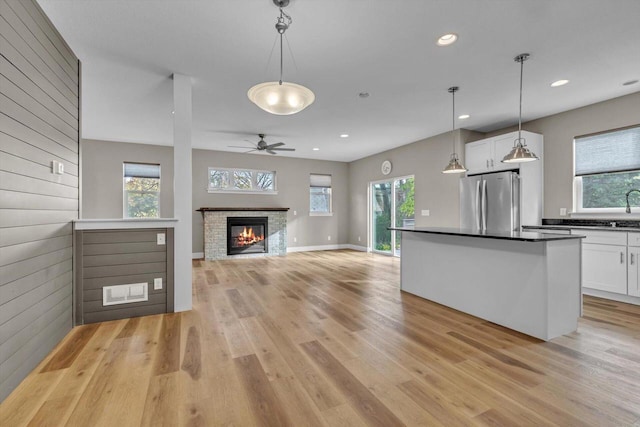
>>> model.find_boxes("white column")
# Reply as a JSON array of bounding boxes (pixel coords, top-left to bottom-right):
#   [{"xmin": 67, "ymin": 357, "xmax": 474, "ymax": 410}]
[{"xmin": 173, "ymin": 73, "xmax": 192, "ymax": 312}]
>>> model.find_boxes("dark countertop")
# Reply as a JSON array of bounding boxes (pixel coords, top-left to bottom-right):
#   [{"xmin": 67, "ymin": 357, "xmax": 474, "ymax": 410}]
[
  {"xmin": 389, "ymin": 226, "xmax": 585, "ymax": 242},
  {"xmin": 523, "ymin": 225, "xmax": 640, "ymax": 233}
]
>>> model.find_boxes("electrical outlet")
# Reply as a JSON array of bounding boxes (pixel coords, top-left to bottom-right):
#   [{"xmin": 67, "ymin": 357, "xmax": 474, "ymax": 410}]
[
  {"xmin": 560, "ymin": 208, "xmax": 567, "ymax": 216},
  {"xmin": 358, "ymin": 236, "xmax": 361, "ymax": 242},
  {"xmin": 293, "ymin": 210, "xmax": 297, "ymax": 216},
  {"xmin": 293, "ymin": 237, "xmax": 297, "ymax": 243},
  {"xmin": 154, "ymin": 278, "xmax": 162, "ymax": 290},
  {"xmin": 157, "ymin": 233, "xmax": 166, "ymax": 245},
  {"xmin": 421, "ymin": 209, "xmax": 430, "ymax": 216},
  {"xmin": 51, "ymin": 160, "xmax": 64, "ymax": 175},
  {"xmin": 328, "ymin": 235, "xmax": 331, "ymax": 241}
]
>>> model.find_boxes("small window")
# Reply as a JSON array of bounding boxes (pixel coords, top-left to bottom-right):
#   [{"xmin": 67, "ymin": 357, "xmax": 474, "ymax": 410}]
[
  {"xmin": 574, "ymin": 125, "xmax": 640, "ymax": 212},
  {"xmin": 123, "ymin": 162, "xmax": 160, "ymax": 218},
  {"xmin": 208, "ymin": 167, "xmax": 276, "ymax": 194},
  {"xmin": 310, "ymin": 174, "xmax": 332, "ymax": 215}
]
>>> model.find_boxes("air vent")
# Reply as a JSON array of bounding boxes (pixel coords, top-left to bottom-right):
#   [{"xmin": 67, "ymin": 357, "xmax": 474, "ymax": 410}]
[{"xmin": 103, "ymin": 283, "xmax": 148, "ymax": 306}]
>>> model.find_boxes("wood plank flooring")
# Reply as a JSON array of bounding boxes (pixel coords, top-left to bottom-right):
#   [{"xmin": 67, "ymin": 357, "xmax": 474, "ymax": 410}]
[{"xmin": 2, "ymin": 250, "xmax": 640, "ymax": 426}]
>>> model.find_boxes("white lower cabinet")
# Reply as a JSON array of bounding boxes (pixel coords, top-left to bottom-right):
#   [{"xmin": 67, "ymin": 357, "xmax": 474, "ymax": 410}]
[
  {"xmin": 582, "ymin": 243, "xmax": 627, "ymax": 294},
  {"xmin": 629, "ymin": 246, "xmax": 640, "ymax": 297}
]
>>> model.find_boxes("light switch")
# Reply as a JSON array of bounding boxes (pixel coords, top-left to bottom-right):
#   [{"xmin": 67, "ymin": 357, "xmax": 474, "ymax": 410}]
[
  {"xmin": 157, "ymin": 233, "xmax": 166, "ymax": 245},
  {"xmin": 293, "ymin": 210, "xmax": 297, "ymax": 216},
  {"xmin": 560, "ymin": 208, "xmax": 567, "ymax": 216},
  {"xmin": 51, "ymin": 160, "xmax": 64, "ymax": 175},
  {"xmin": 154, "ymin": 278, "xmax": 163, "ymax": 290},
  {"xmin": 421, "ymin": 210, "xmax": 430, "ymax": 216}
]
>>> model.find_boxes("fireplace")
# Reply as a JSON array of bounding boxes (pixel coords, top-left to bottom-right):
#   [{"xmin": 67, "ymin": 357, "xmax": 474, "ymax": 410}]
[{"xmin": 227, "ymin": 217, "xmax": 268, "ymax": 255}]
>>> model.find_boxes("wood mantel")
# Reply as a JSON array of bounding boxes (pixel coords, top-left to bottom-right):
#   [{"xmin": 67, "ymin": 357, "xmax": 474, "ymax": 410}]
[{"xmin": 197, "ymin": 207, "xmax": 290, "ymax": 213}]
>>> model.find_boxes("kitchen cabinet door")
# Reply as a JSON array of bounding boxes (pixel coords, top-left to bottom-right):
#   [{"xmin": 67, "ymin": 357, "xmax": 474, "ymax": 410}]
[
  {"xmin": 629, "ymin": 247, "xmax": 640, "ymax": 297},
  {"xmin": 582, "ymin": 243, "xmax": 627, "ymax": 294},
  {"xmin": 492, "ymin": 135, "xmax": 519, "ymax": 172},
  {"xmin": 465, "ymin": 140, "xmax": 492, "ymax": 174}
]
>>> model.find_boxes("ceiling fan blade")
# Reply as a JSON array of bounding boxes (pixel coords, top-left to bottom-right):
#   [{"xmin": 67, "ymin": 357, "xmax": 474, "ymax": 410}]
[
  {"xmin": 271, "ymin": 147, "xmax": 296, "ymax": 151},
  {"xmin": 266, "ymin": 142, "xmax": 284, "ymax": 149},
  {"xmin": 266, "ymin": 150, "xmax": 277, "ymax": 155},
  {"xmin": 228, "ymin": 145, "xmax": 255, "ymax": 149},
  {"xmin": 244, "ymin": 149, "xmax": 258, "ymax": 153}
]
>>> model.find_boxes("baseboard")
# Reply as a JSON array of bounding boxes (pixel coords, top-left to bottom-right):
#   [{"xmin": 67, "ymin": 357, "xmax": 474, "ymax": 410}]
[
  {"xmin": 287, "ymin": 244, "xmax": 354, "ymax": 253},
  {"xmin": 345, "ymin": 244, "xmax": 368, "ymax": 252},
  {"xmin": 192, "ymin": 252, "xmax": 204, "ymax": 259},
  {"xmin": 582, "ymin": 288, "xmax": 640, "ymax": 306}
]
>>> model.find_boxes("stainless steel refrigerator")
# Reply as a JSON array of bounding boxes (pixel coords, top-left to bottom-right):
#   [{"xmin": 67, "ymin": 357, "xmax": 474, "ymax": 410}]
[{"xmin": 460, "ymin": 171, "xmax": 520, "ymax": 232}]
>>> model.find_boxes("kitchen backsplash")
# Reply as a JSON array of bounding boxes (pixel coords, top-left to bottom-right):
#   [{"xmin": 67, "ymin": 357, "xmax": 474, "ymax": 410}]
[{"xmin": 542, "ymin": 218, "xmax": 640, "ymax": 228}]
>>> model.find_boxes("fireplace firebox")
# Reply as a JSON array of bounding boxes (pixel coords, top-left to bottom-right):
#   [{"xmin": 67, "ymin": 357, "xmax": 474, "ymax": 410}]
[{"xmin": 227, "ymin": 217, "xmax": 268, "ymax": 255}]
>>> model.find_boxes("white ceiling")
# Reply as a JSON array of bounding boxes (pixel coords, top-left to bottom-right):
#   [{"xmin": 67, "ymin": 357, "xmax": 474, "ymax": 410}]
[{"xmin": 38, "ymin": 0, "xmax": 640, "ymax": 162}]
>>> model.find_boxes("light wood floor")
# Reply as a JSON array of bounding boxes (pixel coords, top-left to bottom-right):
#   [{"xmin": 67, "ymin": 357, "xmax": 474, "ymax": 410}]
[{"xmin": 2, "ymin": 250, "xmax": 640, "ymax": 426}]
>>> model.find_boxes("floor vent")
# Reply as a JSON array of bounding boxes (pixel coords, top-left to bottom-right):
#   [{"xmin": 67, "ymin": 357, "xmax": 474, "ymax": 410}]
[{"xmin": 103, "ymin": 283, "xmax": 148, "ymax": 306}]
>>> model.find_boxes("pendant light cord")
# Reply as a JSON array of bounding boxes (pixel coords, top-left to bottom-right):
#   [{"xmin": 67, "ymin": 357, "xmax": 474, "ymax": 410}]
[
  {"xmin": 518, "ymin": 56, "xmax": 523, "ymax": 142},
  {"xmin": 451, "ymin": 88, "xmax": 456, "ymax": 156},
  {"xmin": 279, "ymin": 32, "xmax": 283, "ymax": 85}
]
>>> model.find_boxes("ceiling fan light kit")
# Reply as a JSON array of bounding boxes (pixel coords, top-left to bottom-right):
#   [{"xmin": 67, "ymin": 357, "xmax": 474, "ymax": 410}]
[{"xmin": 248, "ymin": 0, "xmax": 315, "ymax": 115}]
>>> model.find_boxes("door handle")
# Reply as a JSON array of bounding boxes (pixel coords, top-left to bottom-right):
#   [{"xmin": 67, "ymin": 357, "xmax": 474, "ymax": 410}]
[
  {"xmin": 476, "ymin": 180, "xmax": 481, "ymax": 230},
  {"xmin": 482, "ymin": 180, "xmax": 487, "ymax": 231}
]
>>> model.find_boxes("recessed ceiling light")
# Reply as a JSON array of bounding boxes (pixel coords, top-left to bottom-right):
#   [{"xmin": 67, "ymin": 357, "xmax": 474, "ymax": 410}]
[
  {"xmin": 358, "ymin": 92, "xmax": 370, "ymax": 98},
  {"xmin": 550, "ymin": 79, "xmax": 569, "ymax": 87},
  {"xmin": 340, "ymin": 134, "xmax": 349, "ymax": 138},
  {"xmin": 171, "ymin": 111, "xmax": 175, "ymax": 114},
  {"xmin": 437, "ymin": 33, "xmax": 458, "ymax": 46},
  {"xmin": 458, "ymin": 114, "xmax": 470, "ymax": 120},
  {"xmin": 623, "ymin": 79, "xmax": 638, "ymax": 86},
  {"xmin": 312, "ymin": 147, "xmax": 319, "ymax": 151}
]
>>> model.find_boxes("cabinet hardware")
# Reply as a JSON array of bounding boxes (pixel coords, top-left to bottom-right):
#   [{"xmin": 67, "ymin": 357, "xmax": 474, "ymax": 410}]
[
  {"xmin": 632, "ymin": 253, "xmax": 635, "ymax": 265},
  {"xmin": 621, "ymin": 252, "xmax": 625, "ymax": 263},
  {"xmin": 491, "ymin": 159, "xmax": 494, "ymax": 167},
  {"xmin": 486, "ymin": 159, "xmax": 489, "ymax": 168}
]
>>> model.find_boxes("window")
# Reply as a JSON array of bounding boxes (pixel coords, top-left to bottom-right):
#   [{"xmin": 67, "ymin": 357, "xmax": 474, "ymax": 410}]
[
  {"xmin": 123, "ymin": 162, "xmax": 160, "ymax": 218},
  {"xmin": 574, "ymin": 125, "xmax": 640, "ymax": 212},
  {"xmin": 310, "ymin": 174, "xmax": 332, "ymax": 215},
  {"xmin": 208, "ymin": 167, "xmax": 276, "ymax": 193}
]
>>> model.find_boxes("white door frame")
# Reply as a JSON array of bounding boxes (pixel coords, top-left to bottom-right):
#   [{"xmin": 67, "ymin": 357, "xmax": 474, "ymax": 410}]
[{"xmin": 368, "ymin": 175, "xmax": 414, "ymax": 256}]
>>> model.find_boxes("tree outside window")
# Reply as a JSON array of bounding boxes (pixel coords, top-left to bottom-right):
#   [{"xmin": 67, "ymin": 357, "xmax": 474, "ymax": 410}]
[{"xmin": 123, "ymin": 163, "xmax": 160, "ymax": 218}]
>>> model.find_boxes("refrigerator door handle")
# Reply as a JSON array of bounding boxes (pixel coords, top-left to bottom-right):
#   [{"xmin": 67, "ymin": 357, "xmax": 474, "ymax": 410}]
[
  {"xmin": 482, "ymin": 179, "xmax": 488, "ymax": 231},
  {"xmin": 476, "ymin": 180, "xmax": 481, "ymax": 230}
]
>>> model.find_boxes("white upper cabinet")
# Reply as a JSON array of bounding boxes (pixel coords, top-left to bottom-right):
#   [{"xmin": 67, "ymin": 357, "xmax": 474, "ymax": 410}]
[{"xmin": 464, "ymin": 130, "xmax": 543, "ymax": 175}]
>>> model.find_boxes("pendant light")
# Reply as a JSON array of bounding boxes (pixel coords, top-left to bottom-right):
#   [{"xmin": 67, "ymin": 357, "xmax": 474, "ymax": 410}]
[
  {"xmin": 442, "ymin": 86, "xmax": 467, "ymax": 174},
  {"xmin": 247, "ymin": 0, "xmax": 315, "ymax": 115},
  {"xmin": 502, "ymin": 53, "xmax": 539, "ymax": 163}
]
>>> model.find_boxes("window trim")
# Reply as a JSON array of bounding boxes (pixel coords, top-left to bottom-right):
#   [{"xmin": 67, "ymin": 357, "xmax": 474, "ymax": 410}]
[
  {"xmin": 122, "ymin": 162, "xmax": 161, "ymax": 218},
  {"xmin": 573, "ymin": 125, "xmax": 640, "ymax": 213},
  {"xmin": 309, "ymin": 174, "xmax": 333, "ymax": 215},
  {"xmin": 207, "ymin": 167, "xmax": 278, "ymax": 194}
]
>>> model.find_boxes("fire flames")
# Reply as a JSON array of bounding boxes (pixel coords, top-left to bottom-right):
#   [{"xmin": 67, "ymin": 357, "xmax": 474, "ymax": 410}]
[{"xmin": 235, "ymin": 226, "xmax": 264, "ymax": 247}]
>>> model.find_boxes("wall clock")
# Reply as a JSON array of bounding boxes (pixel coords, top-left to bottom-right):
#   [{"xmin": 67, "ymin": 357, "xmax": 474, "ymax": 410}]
[{"xmin": 381, "ymin": 160, "xmax": 392, "ymax": 175}]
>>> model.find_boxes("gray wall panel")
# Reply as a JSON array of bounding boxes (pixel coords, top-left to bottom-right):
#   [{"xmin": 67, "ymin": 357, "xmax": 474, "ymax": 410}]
[
  {"xmin": 0, "ymin": 2, "xmax": 77, "ymax": 84},
  {"xmin": 1, "ymin": 74, "xmax": 77, "ymax": 139},
  {"xmin": 0, "ymin": 34, "xmax": 77, "ymax": 118},
  {"xmin": 82, "ymin": 241, "xmax": 164, "ymax": 256},
  {"xmin": 0, "ymin": 55, "xmax": 77, "ymax": 128},
  {"xmin": 0, "ymin": 0, "xmax": 78, "ymax": 401},
  {"xmin": 81, "ymin": 272, "xmax": 167, "ymax": 290},
  {"xmin": 0, "ymin": 222, "xmax": 71, "ymax": 247},
  {"xmin": 6, "ymin": 0, "xmax": 77, "ymax": 72},
  {"xmin": 0, "ymin": 234, "xmax": 72, "ymax": 266},
  {"xmin": 83, "ymin": 262, "xmax": 166, "ymax": 279},
  {"xmin": 83, "ymin": 304, "xmax": 164, "ymax": 324},
  {"xmin": 0, "ymin": 133, "xmax": 79, "ymax": 176},
  {"xmin": 0, "ymin": 261, "xmax": 71, "ymax": 302},
  {"xmin": 0, "ymin": 189, "xmax": 78, "ymax": 210},
  {"xmin": 82, "ymin": 251, "xmax": 166, "ymax": 267}
]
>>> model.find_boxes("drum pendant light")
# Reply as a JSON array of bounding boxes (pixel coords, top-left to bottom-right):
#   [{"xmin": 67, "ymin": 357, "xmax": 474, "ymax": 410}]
[
  {"xmin": 502, "ymin": 53, "xmax": 539, "ymax": 163},
  {"xmin": 247, "ymin": 0, "xmax": 315, "ymax": 115},
  {"xmin": 442, "ymin": 86, "xmax": 467, "ymax": 174}
]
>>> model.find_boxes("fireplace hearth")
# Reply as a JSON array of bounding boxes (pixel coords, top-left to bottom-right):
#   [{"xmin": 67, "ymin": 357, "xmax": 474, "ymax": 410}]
[{"xmin": 227, "ymin": 217, "xmax": 268, "ymax": 255}]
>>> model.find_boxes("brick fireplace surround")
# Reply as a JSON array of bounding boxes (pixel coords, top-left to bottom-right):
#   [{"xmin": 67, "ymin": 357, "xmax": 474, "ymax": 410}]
[{"xmin": 197, "ymin": 208, "xmax": 289, "ymax": 260}]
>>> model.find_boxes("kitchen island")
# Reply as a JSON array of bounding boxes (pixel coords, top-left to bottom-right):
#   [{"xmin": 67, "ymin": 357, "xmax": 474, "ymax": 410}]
[{"xmin": 390, "ymin": 227, "xmax": 584, "ymax": 341}]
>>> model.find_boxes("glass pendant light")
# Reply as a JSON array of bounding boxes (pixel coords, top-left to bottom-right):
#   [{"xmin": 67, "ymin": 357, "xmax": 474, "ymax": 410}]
[
  {"xmin": 247, "ymin": 0, "xmax": 315, "ymax": 115},
  {"xmin": 502, "ymin": 53, "xmax": 539, "ymax": 163},
  {"xmin": 442, "ymin": 86, "xmax": 467, "ymax": 174}
]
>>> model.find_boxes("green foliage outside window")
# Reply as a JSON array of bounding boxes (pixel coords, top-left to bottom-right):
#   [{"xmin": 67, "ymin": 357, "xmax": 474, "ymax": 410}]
[
  {"xmin": 582, "ymin": 170, "xmax": 640, "ymax": 209},
  {"xmin": 125, "ymin": 177, "xmax": 160, "ymax": 217}
]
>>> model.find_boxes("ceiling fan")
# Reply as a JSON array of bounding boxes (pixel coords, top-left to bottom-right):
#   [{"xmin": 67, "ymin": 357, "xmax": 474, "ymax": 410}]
[{"xmin": 228, "ymin": 134, "xmax": 296, "ymax": 155}]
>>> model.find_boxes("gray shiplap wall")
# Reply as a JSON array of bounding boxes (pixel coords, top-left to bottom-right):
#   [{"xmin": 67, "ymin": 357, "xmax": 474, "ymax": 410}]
[{"xmin": 0, "ymin": 0, "xmax": 79, "ymax": 400}]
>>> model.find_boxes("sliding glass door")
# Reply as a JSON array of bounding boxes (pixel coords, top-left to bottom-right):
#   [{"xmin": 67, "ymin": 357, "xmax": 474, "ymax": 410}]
[{"xmin": 371, "ymin": 176, "xmax": 414, "ymax": 256}]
